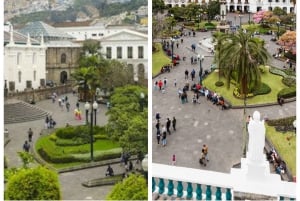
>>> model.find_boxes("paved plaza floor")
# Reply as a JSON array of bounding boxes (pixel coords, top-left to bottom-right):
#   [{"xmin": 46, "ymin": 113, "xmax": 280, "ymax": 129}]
[
  {"xmin": 152, "ymin": 26, "xmax": 296, "ymax": 173},
  {"xmin": 4, "ymin": 93, "xmax": 117, "ymax": 200}
]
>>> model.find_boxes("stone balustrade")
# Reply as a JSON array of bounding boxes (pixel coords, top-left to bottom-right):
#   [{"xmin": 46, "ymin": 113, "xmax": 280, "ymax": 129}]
[{"xmin": 152, "ymin": 163, "xmax": 296, "ymax": 200}]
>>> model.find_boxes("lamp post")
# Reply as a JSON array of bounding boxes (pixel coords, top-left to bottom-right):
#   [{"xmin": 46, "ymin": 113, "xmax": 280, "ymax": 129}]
[
  {"xmin": 85, "ymin": 102, "xmax": 90, "ymax": 125},
  {"xmin": 171, "ymin": 38, "xmax": 175, "ymax": 61},
  {"xmin": 276, "ymin": 21, "xmax": 280, "ymax": 40},
  {"xmin": 85, "ymin": 100, "xmax": 97, "ymax": 161},
  {"xmin": 248, "ymin": 8, "xmax": 251, "ymax": 24},
  {"xmin": 198, "ymin": 55, "xmax": 204, "ymax": 84},
  {"xmin": 140, "ymin": 92, "xmax": 145, "ymax": 111},
  {"xmin": 93, "ymin": 101, "xmax": 98, "ymax": 126},
  {"xmin": 239, "ymin": 14, "xmax": 243, "ymax": 28},
  {"xmin": 141, "ymin": 154, "xmax": 148, "ymax": 182}
]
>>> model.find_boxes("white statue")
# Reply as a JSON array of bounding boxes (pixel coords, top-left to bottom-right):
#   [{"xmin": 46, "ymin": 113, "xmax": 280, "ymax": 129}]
[{"xmin": 247, "ymin": 111, "xmax": 265, "ymax": 163}]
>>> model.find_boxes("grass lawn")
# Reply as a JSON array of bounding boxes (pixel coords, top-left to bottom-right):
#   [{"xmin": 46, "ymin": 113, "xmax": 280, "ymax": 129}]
[
  {"xmin": 35, "ymin": 135, "xmax": 121, "ymax": 169},
  {"xmin": 202, "ymin": 69, "xmax": 287, "ymax": 106},
  {"xmin": 265, "ymin": 125, "xmax": 296, "ymax": 176},
  {"xmin": 152, "ymin": 43, "xmax": 171, "ymax": 76}
]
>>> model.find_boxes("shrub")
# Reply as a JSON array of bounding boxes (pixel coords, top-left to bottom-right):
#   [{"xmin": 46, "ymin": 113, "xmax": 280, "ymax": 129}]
[
  {"xmin": 284, "ymin": 51, "xmax": 296, "ymax": 61},
  {"xmin": 215, "ymin": 81, "xmax": 224, "ymax": 87},
  {"xmin": 253, "ymin": 83, "xmax": 271, "ymax": 95},
  {"xmin": 282, "ymin": 77, "xmax": 296, "ymax": 87},
  {"xmin": 94, "ymin": 134, "xmax": 108, "ymax": 140},
  {"xmin": 55, "ymin": 138, "xmax": 90, "ymax": 146},
  {"xmin": 267, "ymin": 116, "xmax": 296, "ymax": 127},
  {"xmin": 5, "ymin": 166, "xmax": 61, "ymax": 200},
  {"xmin": 277, "ymin": 86, "xmax": 296, "ymax": 98},
  {"xmin": 233, "ymin": 87, "xmax": 254, "ymax": 99},
  {"xmin": 183, "ymin": 21, "xmax": 195, "ymax": 26},
  {"xmin": 49, "ymin": 133, "xmax": 57, "ymax": 142},
  {"xmin": 38, "ymin": 148, "xmax": 76, "ymax": 163},
  {"xmin": 269, "ymin": 67, "xmax": 286, "ymax": 77},
  {"xmin": 259, "ymin": 65, "xmax": 267, "ymax": 73}
]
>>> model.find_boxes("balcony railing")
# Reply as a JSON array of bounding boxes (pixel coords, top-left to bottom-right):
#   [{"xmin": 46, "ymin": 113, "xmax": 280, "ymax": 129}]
[{"xmin": 152, "ymin": 163, "xmax": 296, "ymax": 200}]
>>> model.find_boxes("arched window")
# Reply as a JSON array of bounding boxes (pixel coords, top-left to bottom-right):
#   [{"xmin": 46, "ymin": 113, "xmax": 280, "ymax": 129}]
[
  {"xmin": 61, "ymin": 53, "xmax": 66, "ymax": 64},
  {"xmin": 17, "ymin": 52, "xmax": 21, "ymax": 65},
  {"xmin": 18, "ymin": 71, "xmax": 22, "ymax": 83}
]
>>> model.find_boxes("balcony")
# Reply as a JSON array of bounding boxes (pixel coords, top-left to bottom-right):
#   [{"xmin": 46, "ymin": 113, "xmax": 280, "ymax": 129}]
[{"xmin": 152, "ymin": 163, "xmax": 296, "ymax": 200}]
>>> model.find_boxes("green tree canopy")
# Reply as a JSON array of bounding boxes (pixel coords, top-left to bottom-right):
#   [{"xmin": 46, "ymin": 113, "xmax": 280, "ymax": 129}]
[
  {"xmin": 153, "ymin": 0, "xmax": 165, "ymax": 14},
  {"xmin": 106, "ymin": 174, "xmax": 147, "ymax": 200},
  {"xmin": 106, "ymin": 85, "xmax": 147, "ymax": 155},
  {"xmin": 5, "ymin": 166, "xmax": 61, "ymax": 200}
]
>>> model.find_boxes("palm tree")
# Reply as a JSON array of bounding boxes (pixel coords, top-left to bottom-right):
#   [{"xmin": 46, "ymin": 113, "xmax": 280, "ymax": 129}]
[
  {"xmin": 212, "ymin": 31, "xmax": 226, "ymax": 81},
  {"xmin": 71, "ymin": 66, "xmax": 98, "ymax": 102},
  {"xmin": 218, "ymin": 29, "xmax": 270, "ymax": 155}
]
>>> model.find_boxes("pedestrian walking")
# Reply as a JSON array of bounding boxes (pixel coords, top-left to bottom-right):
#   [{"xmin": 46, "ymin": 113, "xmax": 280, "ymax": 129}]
[
  {"xmin": 172, "ymin": 117, "xmax": 176, "ymax": 131},
  {"xmin": 172, "ymin": 154, "xmax": 176, "ymax": 165},
  {"xmin": 23, "ymin": 140, "xmax": 30, "ymax": 152},
  {"xmin": 28, "ymin": 128, "xmax": 33, "ymax": 142},
  {"xmin": 66, "ymin": 102, "xmax": 70, "ymax": 112},
  {"xmin": 185, "ymin": 69, "xmax": 189, "ymax": 80},
  {"xmin": 166, "ymin": 118, "xmax": 171, "ymax": 135},
  {"xmin": 156, "ymin": 129, "xmax": 161, "ymax": 144},
  {"xmin": 158, "ymin": 80, "xmax": 163, "ymax": 90},
  {"xmin": 76, "ymin": 101, "xmax": 80, "ymax": 109},
  {"xmin": 162, "ymin": 128, "xmax": 167, "ymax": 146},
  {"xmin": 163, "ymin": 77, "xmax": 167, "ymax": 87},
  {"xmin": 174, "ymin": 79, "xmax": 177, "ymax": 87},
  {"xmin": 203, "ymin": 144, "xmax": 209, "ymax": 162}
]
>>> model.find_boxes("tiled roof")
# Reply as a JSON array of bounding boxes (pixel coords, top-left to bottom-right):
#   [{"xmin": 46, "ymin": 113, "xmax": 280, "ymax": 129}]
[{"xmin": 18, "ymin": 21, "xmax": 74, "ymax": 39}]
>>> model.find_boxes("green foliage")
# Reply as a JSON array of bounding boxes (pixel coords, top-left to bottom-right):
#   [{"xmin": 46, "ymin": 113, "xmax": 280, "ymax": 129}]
[
  {"xmin": 284, "ymin": 51, "xmax": 296, "ymax": 61},
  {"xmin": 4, "ymin": 156, "xmax": 8, "ymax": 169},
  {"xmin": 106, "ymin": 174, "xmax": 147, "ymax": 200},
  {"xmin": 6, "ymin": 166, "xmax": 61, "ymax": 200},
  {"xmin": 253, "ymin": 82, "xmax": 271, "ymax": 95},
  {"xmin": 267, "ymin": 116, "xmax": 296, "ymax": 127},
  {"xmin": 215, "ymin": 81, "xmax": 224, "ymax": 87},
  {"xmin": 106, "ymin": 85, "xmax": 148, "ymax": 155},
  {"xmin": 259, "ymin": 65, "xmax": 267, "ymax": 73},
  {"xmin": 282, "ymin": 77, "xmax": 296, "ymax": 87},
  {"xmin": 18, "ymin": 152, "xmax": 34, "ymax": 168},
  {"xmin": 277, "ymin": 86, "xmax": 296, "ymax": 98},
  {"xmin": 233, "ymin": 88, "xmax": 254, "ymax": 99}
]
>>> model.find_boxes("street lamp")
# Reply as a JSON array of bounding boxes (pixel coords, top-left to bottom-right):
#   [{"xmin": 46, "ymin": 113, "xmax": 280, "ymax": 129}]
[
  {"xmin": 93, "ymin": 101, "xmax": 98, "ymax": 126},
  {"xmin": 198, "ymin": 55, "xmax": 204, "ymax": 84},
  {"xmin": 140, "ymin": 92, "xmax": 145, "ymax": 111},
  {"xmin": 276, "ymin": 21, "xmax": 280, "ymax": 40},
  {"xmin": 142, "ymin": 154, "xmax": 148, "ymax": 182},
  {"xmin": 84, "ymin": 102, "xmax": 90, "ymax": 125},
  {"xmin": 239, "ymin": 14, "xmax": 243, "ymax": 28},
  {"xmin": 84, "ymin": 101, "xmax": 96, "ymax": 161}
]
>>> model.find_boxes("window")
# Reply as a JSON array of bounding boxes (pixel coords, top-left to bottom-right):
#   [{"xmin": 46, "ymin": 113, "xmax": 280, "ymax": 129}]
[
  {"xmin": 33, "ymin": 70, "xmax": 36, "ymax": 81},
  {"xmin": 17, "ymin": 52, "xmax": 21, "ymax": 65},
  {"xmin": 18, "ymin": 71, "xmax": 22, "ymax": 83},
  {"xmin": 92, "ymin": 33, "xmax": 97, "ymax": 37},
  {"xmin": 61, "ymin": 53, "xmax": 66, "ymax": 63},
  {"xmin": 138, "ymin": 46, "xmax": 144, "ymax": 59},
  {"xmin": 32, "ymin": 53, "xmax": 36, "ymax": 64},
  {"xmin": 127, "ymin": 46, "xmax": 133, "ymax": 58},
  {"xmin": 106, "ymin": 47, "xmax": 112, "ymax": 59},
  {"xmin": 117, "ymin": 47, "xmax": 122, "ymax": 59}
]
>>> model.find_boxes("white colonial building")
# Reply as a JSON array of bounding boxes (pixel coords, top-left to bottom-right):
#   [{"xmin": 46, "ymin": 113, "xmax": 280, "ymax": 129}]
[
  {"xmin": 164, "ymin": 0, "xmax": 295, "ymax": 13},
  {"xmin": 100, "ymin": 29, "xmax": 148, "ymax": 81},
  {"xmin": 4, "ymin": 24, "xmax": 47, "ymax": 92}
]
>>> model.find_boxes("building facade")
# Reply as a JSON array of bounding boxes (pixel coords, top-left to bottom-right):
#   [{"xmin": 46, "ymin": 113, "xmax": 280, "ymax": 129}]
[
  {"xmin": 4, "ymin": 27, "xmax": 47, "ymax": 93},
  {"xmin": 164, "ymin": 0, "xmax": 295, "ymax": 13},
  {"xmin": 100, "ymin": 29, "xmax": 148, "ymax": 81}
]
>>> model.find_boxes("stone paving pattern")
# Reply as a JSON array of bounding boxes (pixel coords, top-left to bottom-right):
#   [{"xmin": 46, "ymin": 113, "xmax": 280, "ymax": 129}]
[{"xmin": 152, "ymin": 13, "xmax": 296, "ymax": 174}]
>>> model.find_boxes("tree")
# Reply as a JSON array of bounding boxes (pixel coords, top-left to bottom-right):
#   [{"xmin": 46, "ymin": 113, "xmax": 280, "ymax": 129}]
[
  {"xmin": 5, "ymin": 166, "xmax": 61, "ymax": 200},
  {"xmin": 106, "ymin": 174, "xmax": 147, "ymax": 200},
  {"xmin": 278, "ymin": 31, "xmax": 296, "ymax": 54},
  {"xmin": 106, "ymin": 85, "xmax": 147, "ymax": 155},
  {"xmin": 212, "ymin": 31, "xmax": 226, "ymax": 80},
  {"xmin": 206, "ymin": 0, "xmax": 220, "ymax": 22},
  {"xmin": 153, "ymin": 0, "xmax": 165, "ymax": 14},
  {"xmin": 82, "ymin": 39, "xmax": 101, "ymax": 56},
  {"xmin": 273, "ymin": 7, "xmax": 287, "ymax": 16},
  {"xmin": 218, "ymin": 30, "xmax": 269, "ymax": 155}
]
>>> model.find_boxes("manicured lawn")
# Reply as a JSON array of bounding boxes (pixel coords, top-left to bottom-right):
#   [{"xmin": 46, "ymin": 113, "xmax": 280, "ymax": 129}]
[
  {"xmin": 202, "ymin": 68, "xmax": 287, "ymax": 106},
  {"xmin": 265, "ymin": 125, "xmax": 296, "ymax": 176},
  {"xmin": 152, "ymin": 43, "xmax": 171, "ymax": 76}
]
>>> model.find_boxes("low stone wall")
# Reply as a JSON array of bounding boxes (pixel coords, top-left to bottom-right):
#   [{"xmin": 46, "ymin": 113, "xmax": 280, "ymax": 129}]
[{"xmin": 5, "ymin": 84, "xmax": 73, "ymax": 103}]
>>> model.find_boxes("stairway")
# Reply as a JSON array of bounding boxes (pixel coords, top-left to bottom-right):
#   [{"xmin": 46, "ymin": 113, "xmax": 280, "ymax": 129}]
[{"xmin": 4, "ymin": 100, "xmax": 50, "ymax": 124}]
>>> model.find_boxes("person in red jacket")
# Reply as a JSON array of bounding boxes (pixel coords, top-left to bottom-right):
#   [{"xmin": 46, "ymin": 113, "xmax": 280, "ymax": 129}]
[{"xmin": 158, "ymin": 80, "xmax": 163, "ymax": 90}]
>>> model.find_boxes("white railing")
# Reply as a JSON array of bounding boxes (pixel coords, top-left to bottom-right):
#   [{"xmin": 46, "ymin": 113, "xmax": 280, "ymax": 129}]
[{"xmin": 152, "ymin": 163, "xmax": 296, "ymax": 200}]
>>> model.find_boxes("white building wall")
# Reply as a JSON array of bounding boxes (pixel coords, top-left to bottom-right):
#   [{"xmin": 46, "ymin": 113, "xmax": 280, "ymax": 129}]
[
  {"xmin": 164, "ymin": 0, "xmax": 295, "ymax": 13},
  {"xmin": 4, "ymin": 44, "xmax": 47, "ymax": 92},
  {"xmin": 100, "ymin": 30, "xmax": 148, "ymax": 80}
]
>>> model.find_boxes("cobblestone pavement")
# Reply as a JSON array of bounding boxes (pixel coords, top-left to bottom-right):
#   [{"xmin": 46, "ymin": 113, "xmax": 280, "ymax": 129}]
[
  {"xmin": 4, "ymin": 93, "xmax": 116, "ymax": 200},
  {"xmin": 152, "ymin": 25, "xmax": 296, "ymax": 173}
]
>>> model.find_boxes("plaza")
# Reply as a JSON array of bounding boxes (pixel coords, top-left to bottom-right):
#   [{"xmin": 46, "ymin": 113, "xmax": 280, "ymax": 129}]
[{"xmin": 152, "ymin": 11, "xmax": 296, "ymax": 199}]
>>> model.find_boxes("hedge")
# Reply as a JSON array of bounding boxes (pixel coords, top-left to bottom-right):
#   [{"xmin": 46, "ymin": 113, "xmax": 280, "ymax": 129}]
[
  {"xmin": 253, "ymin": 82, "xmax": 271, "ymax": 95},
  {"xmin": 277, "ymin": 86, "xmax": 296, "ymax": 98},
  {"xmin": 282, "ymin": 77, "xmax": 296, "ymax": 87}
]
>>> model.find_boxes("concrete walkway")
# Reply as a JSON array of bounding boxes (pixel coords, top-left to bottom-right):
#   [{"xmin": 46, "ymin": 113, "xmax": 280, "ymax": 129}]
[
  {"xmin": 152, "ymin": 27, "xmax": 296, "ymax": 173},
  {"xmin": 4, "ymin": 92, "xmax": 116, "ymax": 200}
]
